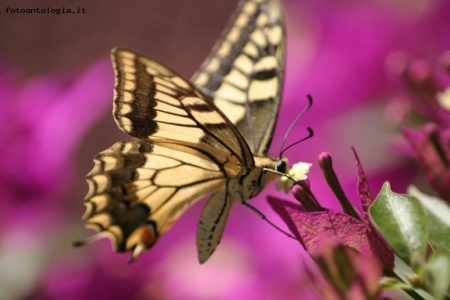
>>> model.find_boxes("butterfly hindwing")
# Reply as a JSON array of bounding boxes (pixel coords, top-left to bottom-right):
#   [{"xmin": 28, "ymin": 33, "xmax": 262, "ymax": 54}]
[
  {"xmin": 196, "ymin": 189, "xmax": 233, "ymax": 263},
  {"xmin": 84, "ymin": 139, "xmax": 230, "ymax": 259},
  {"xmin": 192, "ymin": 0, "xmax": 285, "ymax": 156}
]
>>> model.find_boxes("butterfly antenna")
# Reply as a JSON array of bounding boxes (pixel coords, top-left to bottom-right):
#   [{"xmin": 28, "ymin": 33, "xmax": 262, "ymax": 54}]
[
  {"xmin": 280, "ymin": 127, "xmax": 314, "ymax": 158},
  {"xmin": 279, "ymin": 94, "xmax": 314, "ymax": 158},
  {"xmin": 242, "ymin": 202, "xmax": 297, "ymax": 240}
]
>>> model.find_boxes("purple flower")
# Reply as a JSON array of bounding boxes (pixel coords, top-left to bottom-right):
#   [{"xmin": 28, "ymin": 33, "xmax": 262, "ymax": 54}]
[{"xmin": 268, "ymin": 149, "xmax": 394, "ymax": 271}]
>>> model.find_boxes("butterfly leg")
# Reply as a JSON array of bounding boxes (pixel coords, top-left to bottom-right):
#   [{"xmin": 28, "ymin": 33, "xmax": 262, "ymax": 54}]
[{"xmin": 242, "ymin": 201, "xmax": 296, "ymax": 240}]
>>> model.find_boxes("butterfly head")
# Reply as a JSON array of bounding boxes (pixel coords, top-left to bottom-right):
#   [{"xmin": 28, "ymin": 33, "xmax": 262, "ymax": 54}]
[
  {"xmin": 254, "ymin": 156, "xmax": 290, "ymax": 190},
  {"xmin": 276, "ymin": 158, "xmax": 288, "ymax": 174}
]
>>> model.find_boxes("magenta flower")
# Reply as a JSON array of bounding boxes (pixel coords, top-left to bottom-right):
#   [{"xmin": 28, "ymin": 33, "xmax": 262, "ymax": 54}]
[{"xmin": 268, "ymin": 149, "xmax": 394, "ymax": 271}]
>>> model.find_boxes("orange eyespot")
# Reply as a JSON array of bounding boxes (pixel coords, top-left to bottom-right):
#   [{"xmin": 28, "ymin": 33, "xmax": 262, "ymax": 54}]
[{"xmin": 140, "ymin": 223, "xmax": 158, "ymax": 247}]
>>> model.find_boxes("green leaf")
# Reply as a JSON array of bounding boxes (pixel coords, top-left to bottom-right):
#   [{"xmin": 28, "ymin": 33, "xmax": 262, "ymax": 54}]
[
  {"xmin": 425, "ymin": 250, "xmax": 450, "ymax": 300},
  {"xmin": 369, "ymin": 182, "xmax": 428, "ymax": 266},
  {"xmin": 408, "ymin": 186, "xmax": 450, "ymax": 251}
]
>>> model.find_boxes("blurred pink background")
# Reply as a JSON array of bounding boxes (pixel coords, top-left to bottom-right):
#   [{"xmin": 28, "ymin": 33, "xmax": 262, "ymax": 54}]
[{"xmin": 1, "ymin": 0, "xmax": 449, "ymax": 299}]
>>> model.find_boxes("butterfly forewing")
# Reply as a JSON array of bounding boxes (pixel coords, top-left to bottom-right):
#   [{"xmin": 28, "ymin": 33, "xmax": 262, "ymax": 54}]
[
  {"xmin": 112, "ymin": 48, "xmax": 254, "ymax": 168},
  {"xmin": 192, "ymin": 0, "xmax": 285, "ymax": 156}
]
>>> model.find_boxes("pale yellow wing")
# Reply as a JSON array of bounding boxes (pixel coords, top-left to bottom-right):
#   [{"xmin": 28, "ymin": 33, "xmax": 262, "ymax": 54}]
[
  {"xmin": 84, "ymin": 139, "xmax": 228, "ymax": 259},
  {"xmin": 192, "ymin": 0, "xmax": 285, "ymax": 156},
  {"xmin": 112, "ymin": 47, "xmax": 254, "ymax": 169}
]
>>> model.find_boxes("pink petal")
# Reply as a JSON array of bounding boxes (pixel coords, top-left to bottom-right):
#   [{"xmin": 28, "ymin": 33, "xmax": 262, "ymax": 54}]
[
  {"xmin": 350, "ymin": 146, "xmax": 373, "ymax": 222},
  {"xmin": 268, "ymin": 198, "xmax": 394, "ymax": 269},
  {"xmin": 286, "ymin": 209, "xmax": 369, "ymax": 258}
]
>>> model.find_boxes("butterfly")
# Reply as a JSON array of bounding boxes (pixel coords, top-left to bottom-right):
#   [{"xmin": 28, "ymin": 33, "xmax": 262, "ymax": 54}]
[{"xmin": 81, "ymin": 0, "xmax": 287, "ymax": 264}]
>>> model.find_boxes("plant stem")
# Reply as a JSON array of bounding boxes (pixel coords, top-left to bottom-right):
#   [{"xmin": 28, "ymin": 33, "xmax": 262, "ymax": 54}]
[{"xmin": 383, "ymin": 270, "xmax": 426, "ymax": 300}]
